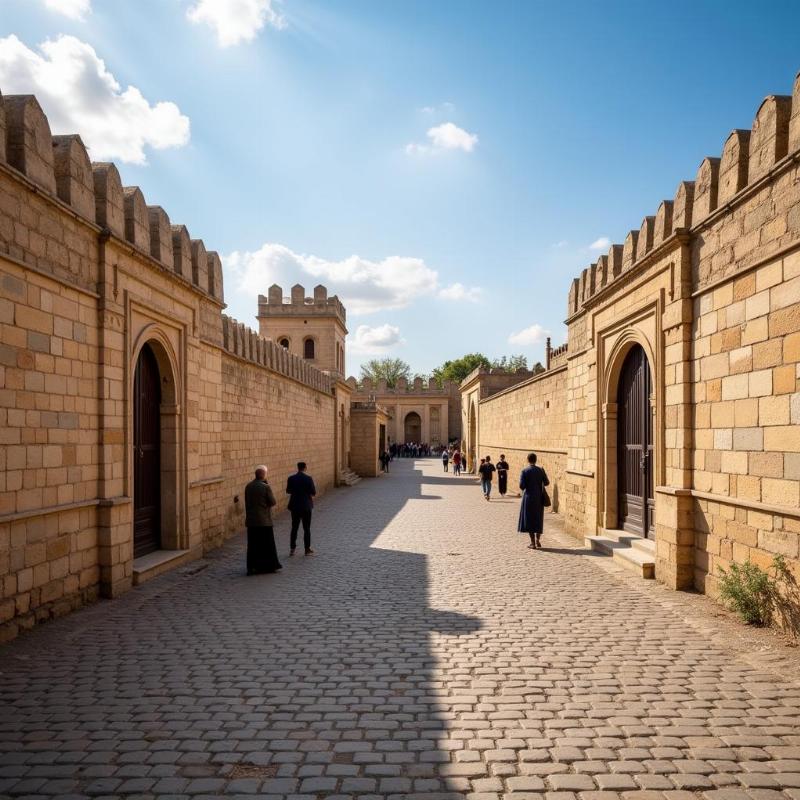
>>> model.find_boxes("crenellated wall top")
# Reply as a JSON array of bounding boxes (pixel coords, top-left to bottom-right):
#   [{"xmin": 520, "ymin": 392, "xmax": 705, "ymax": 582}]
[
  {"xmin": 257, "ymin": 283, "xmax": 346, "ymax": 327},
  {"xmin": 0, "ymin": 89, "xmax": 225, "ymax": 304},
  {"xmin": 349, "ymin": 375, "xmax": 457, "ymax": 396},
  {"xmin": 222, "ymin": 314, "xmax": 331, "ymax": 394},
  {"xmin": 566, "ymin": 69, "xmax": 800, "ymax": 319}
]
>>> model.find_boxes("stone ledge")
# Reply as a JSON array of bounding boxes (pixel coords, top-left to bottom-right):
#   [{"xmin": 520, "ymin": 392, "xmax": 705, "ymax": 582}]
[{"xmin": 132, "ymin": 549, "xmax": 193, "ymax": 586}]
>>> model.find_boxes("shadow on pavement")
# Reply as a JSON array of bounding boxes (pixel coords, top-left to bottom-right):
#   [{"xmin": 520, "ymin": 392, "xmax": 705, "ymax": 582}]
[{"xmin": 0, "ymin": 459, "xmax": 480, "ymax": 797}]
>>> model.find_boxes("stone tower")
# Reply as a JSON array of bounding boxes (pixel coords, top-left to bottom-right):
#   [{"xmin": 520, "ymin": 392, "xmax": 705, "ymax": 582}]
[{"xmin": 257, "ymin": 284, "xmax": 347, "ymax": 376}]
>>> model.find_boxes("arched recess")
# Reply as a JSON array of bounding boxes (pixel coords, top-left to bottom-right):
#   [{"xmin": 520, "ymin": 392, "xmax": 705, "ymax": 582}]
[
  {"xmin": 303, "ymin": 337, "xmax": 315, "ymax": 360},
  {"xmin": 279, "ymin": 337, "xmax": 290, "ymax": 350},
  {"xmin": 130, "ymin": 328, "xmax": 183, "ymax": 556},
  {"xmin": 600, "ymin": 331, "xmax": 659, "ymax": 535},
  {"xmin": 404, "ymin": 411, "xmax": 422, "ymax": 443},
  {"xmin": 429, "ymin": 406, "xmax": 441, "ymax": 446}
]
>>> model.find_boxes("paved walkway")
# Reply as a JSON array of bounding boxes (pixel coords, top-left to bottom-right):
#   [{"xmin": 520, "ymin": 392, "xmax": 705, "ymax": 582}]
[{"xmin": 3, "ymin": 458, "xmax": 800, "ymax": 800}]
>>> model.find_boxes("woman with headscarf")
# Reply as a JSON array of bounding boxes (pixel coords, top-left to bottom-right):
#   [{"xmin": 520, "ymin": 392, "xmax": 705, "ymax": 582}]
[{"xmin": 517, "ymin": 452, "xmax": 550, "ymax": 549}]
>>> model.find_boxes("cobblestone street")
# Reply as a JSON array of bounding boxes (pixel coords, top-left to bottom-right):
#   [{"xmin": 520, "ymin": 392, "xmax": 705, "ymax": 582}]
[{"xmin": 3, "ymin": 458, "xmax": 800, "ymax": 799}]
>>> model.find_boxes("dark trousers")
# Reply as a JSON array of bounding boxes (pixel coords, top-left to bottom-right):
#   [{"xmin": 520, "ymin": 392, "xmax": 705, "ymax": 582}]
[{"xmin": 290, "ymin": 510, "xmax": 312, "ymax": 550}]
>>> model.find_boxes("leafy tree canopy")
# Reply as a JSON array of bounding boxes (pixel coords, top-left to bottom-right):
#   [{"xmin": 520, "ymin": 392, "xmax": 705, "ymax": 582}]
[
  {"xmin": 431, "ymin": 353, "xmax": 491, "ymax": 386},
  {"xmin": 429, "ymin": 353, "xmax": 543, "ymax": 387},
  {"xmin": 359, "ymin": 358, "xmax": 412, "ymax": 388}
]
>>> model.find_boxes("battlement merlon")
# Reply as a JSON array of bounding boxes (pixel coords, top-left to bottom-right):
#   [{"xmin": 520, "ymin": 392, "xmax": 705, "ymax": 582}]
[
  {"xmin": 566, "ymin": 69, "xmax": 800, "ymax": 318},
  {"xmin": 257, "ymin": 283, "xmax": 347, "ymax": 332}
]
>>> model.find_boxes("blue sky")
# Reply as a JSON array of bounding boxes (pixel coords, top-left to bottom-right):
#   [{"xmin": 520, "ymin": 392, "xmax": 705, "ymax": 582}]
[{"xmin": 1, "ymin": 0, "xmax": 799, "ymax": 376}]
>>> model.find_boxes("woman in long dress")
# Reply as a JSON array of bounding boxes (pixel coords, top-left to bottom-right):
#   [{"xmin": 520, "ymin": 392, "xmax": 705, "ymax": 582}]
[{"xmin": 517, "ymin": 452, "xmax": 549, "ymax": 549}]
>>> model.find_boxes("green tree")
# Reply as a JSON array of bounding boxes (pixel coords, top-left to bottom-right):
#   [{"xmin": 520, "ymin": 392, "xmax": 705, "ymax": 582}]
[
  {"xmin": 431, "ymin": 353, "xmax": 491, "ymax": 386},
  {"xmin": 359, "ymin": 358, "xmax": 412, "ymax": 388},
  {"xmin": 491, "ymin": 354, "xmax": 529, "ymax": 371}
]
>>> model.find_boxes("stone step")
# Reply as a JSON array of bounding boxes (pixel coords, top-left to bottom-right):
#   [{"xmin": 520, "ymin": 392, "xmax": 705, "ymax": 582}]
[
  {"xmin": 584, "ymin": 534, "xmax": 655, "ymax": 579},
  {"xmin": 339, "ymin": 469, "xmax": 362, "ymax": 486}
]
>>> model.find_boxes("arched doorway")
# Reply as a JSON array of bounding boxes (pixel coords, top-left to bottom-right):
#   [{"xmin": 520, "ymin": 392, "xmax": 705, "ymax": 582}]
[
  {"xmin": 617, "ymin": 344, "xmax": 654, "ymax": 537},
  {"xmin": 133, "ymin": 343, "xmax": 161, "ymax": 557},
  {"xmin": 404, "ymin": 411, "xmax": 421, "ymax": 443}
]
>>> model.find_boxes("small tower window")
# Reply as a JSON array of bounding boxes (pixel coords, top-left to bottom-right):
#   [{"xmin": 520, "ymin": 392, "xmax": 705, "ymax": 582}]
[
  {"xmin": 279, "ymin": 338, "xmax": 290, "ymax": 349},
  {"xmin": 304, "ymin": 338, "xmax": 315, "ymax": 359}
]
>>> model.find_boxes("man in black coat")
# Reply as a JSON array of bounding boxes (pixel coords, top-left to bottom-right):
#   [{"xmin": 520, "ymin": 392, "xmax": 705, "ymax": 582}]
[{"xmin": 286, "ymin": 461, "xmax": 317, "ymax": 555}]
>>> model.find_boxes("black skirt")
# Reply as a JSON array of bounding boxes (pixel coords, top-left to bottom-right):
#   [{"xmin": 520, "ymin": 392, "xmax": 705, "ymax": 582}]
[
  {"xmin": 247, "ymin": 526, "xmax": 282, "ymax": 574},
  {"xmin": 498, "ymin": 470, "xmax": 508, "ymax": 495}
]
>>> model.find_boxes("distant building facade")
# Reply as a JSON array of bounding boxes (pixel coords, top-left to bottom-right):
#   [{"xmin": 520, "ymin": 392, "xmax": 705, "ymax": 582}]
[{"xmin": 348, "ymin": 376, "xmax": 461, "ymax": 448}]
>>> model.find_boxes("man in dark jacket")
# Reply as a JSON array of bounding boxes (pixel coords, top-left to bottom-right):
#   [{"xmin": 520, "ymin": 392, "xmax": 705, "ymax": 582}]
[
  {"xmin": 286, "ymin": 461, "xmax": 317, "ymax": 555},
  {"xmin": 244, "ymin": 465, "xmax": 281, "ymax": 575}
]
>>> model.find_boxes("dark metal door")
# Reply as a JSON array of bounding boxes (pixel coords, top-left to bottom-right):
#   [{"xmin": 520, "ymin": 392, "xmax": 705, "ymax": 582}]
[
  {"xmin": 133, "ymin": 344, "xmax": 161, "ymax": 558},
  {"xmin": 617, "ymin": 345, "xmax": 654, "ymax": 537}
]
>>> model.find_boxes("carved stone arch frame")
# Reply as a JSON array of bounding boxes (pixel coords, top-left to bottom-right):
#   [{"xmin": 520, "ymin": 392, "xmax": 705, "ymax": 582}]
[
  {"xmin": 129, "ymin": 321, "xmax": 186, "ymax": 554},
  {"xmin": 597, "ymin": 302, "xmax": 663, "ymax": 533}
]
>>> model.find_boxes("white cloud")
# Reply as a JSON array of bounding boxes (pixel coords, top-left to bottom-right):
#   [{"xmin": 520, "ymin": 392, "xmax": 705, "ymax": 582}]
[
  {"xmin": 406, "ymin": 121, "xmax": 478, "ymax": 155},
  {"xmin": 438, "ymin": 283, "xmax": 482, "ymax": 303},
  {"xmin": 186, "ymin": 0, "xmax": 286, "ymax": 47},
  {"xmin": 42, "ymin": 0, "xmax": 90, "ymax": 19},
  {"xmin": 419, "ymin": 101, "xmax": 455, "ymax": 115},
  {"xmin": 508, "ymin": 323, "xmax": 549, "ymax": 347},
  {"xmin": 226, "ymin": 242, "xmax": 445, "ymax": 315},
  {"xmin": 0, "ymin": 35, "xmax": 190, "ymax": 165},
  {"xmin": 589, "ymin": 236, "xmax": 611, "ymax": 251},
  {"xmin": 350, "ymin": 324, "xmax": 404, "ymax": 353}
]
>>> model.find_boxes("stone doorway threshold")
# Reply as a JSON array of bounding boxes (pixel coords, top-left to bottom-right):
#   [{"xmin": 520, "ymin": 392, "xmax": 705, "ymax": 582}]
[
  {"xmin": 133, "ymin": 549, "xmax": 192, "ymax": 586},
  {"xmin": 585, "ymin": 529, "xmax": 655, "ymax": 578}
]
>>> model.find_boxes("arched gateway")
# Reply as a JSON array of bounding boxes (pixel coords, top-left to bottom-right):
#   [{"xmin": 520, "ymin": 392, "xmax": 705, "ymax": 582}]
[
  {"xmin": 404, "ymin": 411, "xmax": 422, "ymax": 443},
  {"xmin": 616, "ymin": 344, "xmax": 654, "ymax": 537},
  {"xmin": 133, "ymin": 343, "xmax": 162, "ymax": 557}
]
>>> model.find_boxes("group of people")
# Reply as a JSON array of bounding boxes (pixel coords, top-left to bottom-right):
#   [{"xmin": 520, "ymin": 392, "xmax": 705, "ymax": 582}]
[
  {"xmin": 474, "ymin": 452, "xmax": 550, "ymax": 550},
  {"xmin": 440, "ymin": 448, "xmax": 465, "ymax": 475},
  {"xmin": 391, "ymin": 442, "xmax": 433, "ymax": 459},
  {"xmin": 244, "ymin": 461, "xmax": 318, "ymax": 575}
]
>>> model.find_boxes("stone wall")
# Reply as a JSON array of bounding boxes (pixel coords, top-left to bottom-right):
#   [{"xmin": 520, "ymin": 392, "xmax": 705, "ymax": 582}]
[
  {"xmin": 462, "ymin": 69, "xmax": 800, "ymax": 622},
  {"xmin": 0, "ymin": 89, "xmax": 339, "ymax": 641},
  {"xmin": 349, "ymin": 403, "xmax": 389, "ymax": 477},
  {"xmin": 476, "ymin": 365, "xmax": 568, "ymax": 512}
]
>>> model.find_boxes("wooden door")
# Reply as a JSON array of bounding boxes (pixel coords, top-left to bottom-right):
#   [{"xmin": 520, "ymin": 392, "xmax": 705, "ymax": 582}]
[
  {"xmin": 133, "ymin": 344, "xmax": 161, "ymax": 558},
  {"xmin": 617, "ymin": 345, "xmax": 654, "ymax": 537}
]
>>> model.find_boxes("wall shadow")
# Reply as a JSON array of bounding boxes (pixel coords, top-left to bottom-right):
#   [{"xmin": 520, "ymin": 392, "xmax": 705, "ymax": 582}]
[{"xmin": 0, "ymin": 460, "xmax": 480, "ymax": 797}]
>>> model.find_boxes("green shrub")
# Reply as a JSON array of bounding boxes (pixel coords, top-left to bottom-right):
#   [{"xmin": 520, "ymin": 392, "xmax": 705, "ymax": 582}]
[{"xmin": 718, "ymin": 555, "xmax": 789, "ymax": 626}]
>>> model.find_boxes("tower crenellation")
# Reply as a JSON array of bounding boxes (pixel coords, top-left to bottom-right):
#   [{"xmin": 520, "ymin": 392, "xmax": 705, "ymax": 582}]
[{"xmin": 257, "ymin": 283, "xmax": 347, "ymax": 376}]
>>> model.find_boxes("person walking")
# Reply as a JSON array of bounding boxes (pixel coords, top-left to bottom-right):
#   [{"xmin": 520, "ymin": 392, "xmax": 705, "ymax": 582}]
[
  {"xmin": 286, "ymin": 461, "xmax": 317, "ymax": 556},
  {"xmin": 518, "ymin": 452, "xmax": 550, "ymax": 549},
  {"xmin": 478, "ymin": 455, "xmax": 496, "ymax": 500},
  {"xmin": 496, "ymin": 454, "xmax": 510, "ymax": 497},
  {"xmin": 452, "ymin": 450, "xmax": 461, "ymax": 476},
  {"xmin": 244, "ymin": 465, "xmax": 282, "ymax": 575},
  {"xmin": 442, "ymin": 449, "xmax": 449, "ymax": 472},
  {"xmin": 380, "ymin": 450, "xmax": 390, "ymax": 473}
]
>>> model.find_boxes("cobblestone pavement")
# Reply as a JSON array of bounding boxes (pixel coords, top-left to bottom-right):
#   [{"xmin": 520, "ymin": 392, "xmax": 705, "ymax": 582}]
[{"xmin": 3, "ymin": 458, "xmax": 800, "ymax": 800}]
